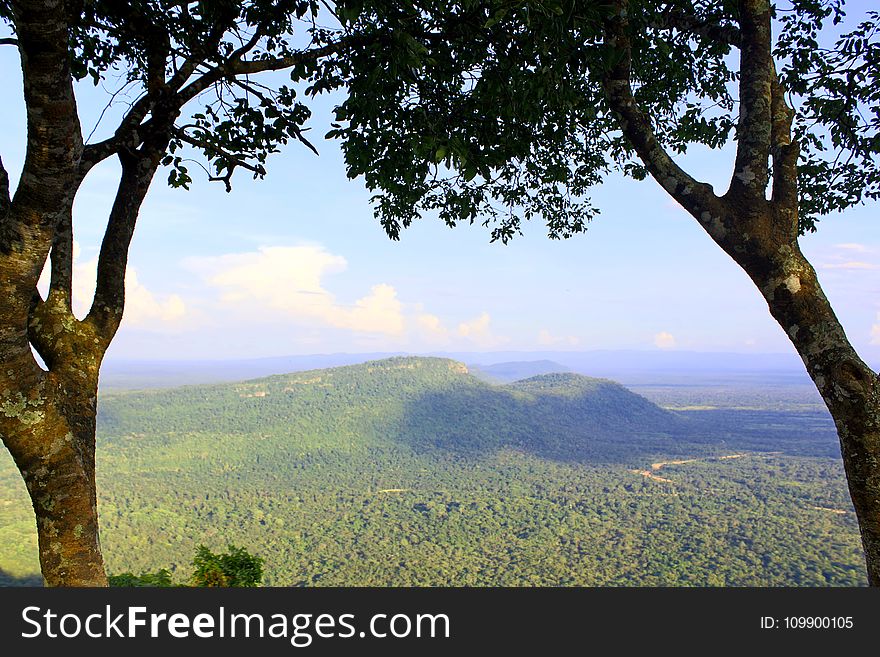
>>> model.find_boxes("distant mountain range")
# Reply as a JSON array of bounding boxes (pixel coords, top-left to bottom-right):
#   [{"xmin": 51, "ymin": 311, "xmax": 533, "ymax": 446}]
[
  {"xmin": 469, "ymin": 360, "xmax": 572, "ymax": 383},
  {"xmin": 98, "ymin": 349, "xmax": 824, "ymax": 390}
]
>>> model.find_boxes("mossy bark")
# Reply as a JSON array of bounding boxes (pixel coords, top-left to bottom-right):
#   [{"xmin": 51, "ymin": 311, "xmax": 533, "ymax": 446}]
[
  {"xmin": 1, "ymin": 246, "xmax": 110, "ymax": 586},
  {"xmin": 1, "ymin": 1, "xmax": 174, "ymax": 585},
  {"xmin": 3, "ymin": 372, "xmax": 106, "ymax": 586},
  {"xmin": 1, "ymin": 0, "xmax": 105, "ymax": 586},
  {"xmin": 712, "ymin": 203, "xmax": 880, "ymax": 586}
]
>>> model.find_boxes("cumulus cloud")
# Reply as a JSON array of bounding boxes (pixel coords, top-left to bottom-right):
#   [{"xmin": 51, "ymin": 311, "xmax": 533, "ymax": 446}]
[
  {"xmin": 75, "ymin": 258, "xmax": 187, "ymax": 328},
  {"xmin": 654, "ymin": 331, "xmax": 676, "ymax": 350},
  {"xmin": 38, "ymin": 241, "xmax": 188, "ymax": 329},
  {"xmin": 457, "ymin": 312, "xmax": 507, "ymax": 348},
  {"xmin": 189, "ymin": 245, "xmax": 405, "ymax": 336},
  {"xmin": 457, "ymin": 312, "xmax": 490, "ymax": 337},
  {"xmin": 415, "ymin": 312, "xmax": 451, "ymax": 345},
  {"xmin": 537, "ymin": 328, "xmax": 581, "ymax": 347},
  {"xmin": 344, "ymin": 284, "xmax": 405, "ymax": 335},
  {"xmin": 118, "ymin": 268, "xmax": 187, "ymax": 326}
]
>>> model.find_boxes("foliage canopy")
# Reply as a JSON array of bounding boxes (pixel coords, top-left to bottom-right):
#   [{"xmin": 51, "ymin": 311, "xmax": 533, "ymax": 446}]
[{"xmin": 329, "ymin": 0, "xmax": 879, "ymax": 239}]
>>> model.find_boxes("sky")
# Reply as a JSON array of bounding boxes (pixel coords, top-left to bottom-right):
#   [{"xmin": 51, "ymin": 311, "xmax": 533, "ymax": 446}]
[{"xmin": 1, "ymin": 6, "xmax": 879, "ymax": 364}]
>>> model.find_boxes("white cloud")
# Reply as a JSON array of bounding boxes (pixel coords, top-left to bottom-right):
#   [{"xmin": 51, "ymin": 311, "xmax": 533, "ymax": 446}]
[
  {"xmin": 187, "ymin": 246, "xmax": 522, "ymax": 349},
  {"xmin": 819, "ymin": 244, "xmax": 878, "ymax": 272},
  {"xmin": 189, "ymin": 245, "xmax": 405, "ymax": 336},
  {"xmin": 871, "ymin": 315, "xmax": 880, "ymax": 345},
  {"xmin": 834, "ymin": 243, "xmax": 870, "ymax": 253},
  {"xmin": 73, "ymin": 258, "xmax": 187, "ymax": 328},
  {"xmin": 654, "ymin": 331, "xmax": 676, "ymax": 350},
  {"xmin": 200, "ymin": 245, "xmax": 346, "ymax": 306},
  {"xmin": 537, "ymin": 328, "xmax": 581, "ymax": 347},
  {"xmin": 120, "ymin": 268, "xmax": 187, "ymax": 326},
  {"xmin": 344, "ymin": 284, "xmax": 405, "ymax": 335},
  {"xmin": 415, "ymin": 312, "xmax": 450, "ymax": 345},
  {"xmin": 38, "ymin": 241, "xmax": 188, "ymax": 330},
  {"xmin": 457, "ymin": 311, "xmax": 507, "ymax": 348},
  {"xmin": 457, "ymin": 312, "xmax": 490, "ymax": 337},
  {"xmin": 820, "ymin": 261, "xmax": 878, "ymax": 271}
]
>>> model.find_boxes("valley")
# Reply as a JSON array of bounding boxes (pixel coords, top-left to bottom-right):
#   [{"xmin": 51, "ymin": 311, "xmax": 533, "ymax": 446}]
[{"xmin": 0, "ymin": 357, "xmax": 865, "ymax": 586}]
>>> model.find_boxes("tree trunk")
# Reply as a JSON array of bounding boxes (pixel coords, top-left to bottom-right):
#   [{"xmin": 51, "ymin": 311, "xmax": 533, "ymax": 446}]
[
  {"xmin": 1, "ymin": 345, "xmax": 107, "ymax": 585},
  {"xmin": 600, "ymin": 0, "xmax": 880, "ymax": 584},
  {"xmin": 1, "ymin": 264, "xmax": 108, "ymax": 585},
  {"xmin": 753, "ymin": 250, "xmax": 880, "ymax": 585},
  {"xmin": 0, "ymin": 0, "xmax": 159, "ymax": 585},
  {"xmin": 7, "ymin": 385, "xmax": 106, "ymax": 587},
  {"xmin": 714, "ymin": 201, "xmax": 880, "ymax": 585}
]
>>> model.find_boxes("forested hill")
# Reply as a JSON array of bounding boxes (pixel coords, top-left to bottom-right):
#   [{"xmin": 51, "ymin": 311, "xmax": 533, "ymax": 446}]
[
  {"xmin": 2, "ymin": 356, "xmax": 863, "ymax": 586},
  {"xmin": 96, "ymin": 356, "xmax": 690, "ymax": 461}
]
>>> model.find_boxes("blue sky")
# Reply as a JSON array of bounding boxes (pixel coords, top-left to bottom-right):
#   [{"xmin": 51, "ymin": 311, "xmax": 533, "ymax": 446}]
[{"xmin": 1, "ymin": 7, "xmax": 878, "ymax": 363}]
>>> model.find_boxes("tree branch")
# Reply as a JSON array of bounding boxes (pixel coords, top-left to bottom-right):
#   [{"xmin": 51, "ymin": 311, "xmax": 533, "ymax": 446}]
[
  {"xmin": 81, "ymin": 94, "xmax": 155, "ymax": 171},
  {"xmin": 80, "ymin": 0, "xmax": 178, "ymax": 172},
  {"xmin": 9, "ymin": 1, "xmax": 83, "ymax": 232},
  {"xmin": 770, "ymin": 69, "xmax": 799, "ymax": 221},
  {"xmin": 0, "ymin": 37, "xmax": 18, "ymax": 46},
  {"xmin": 601, "ymin": 1, "xmax": 724, "ymax": 233},
  {"xmin": 166, "ymin": 11, "xmax": 235, "ymax": 91},
  {"xmin": 48, "ymin": 207, "xmax": 74, "ymax": 309},
  {"xmin": 229, "ymin": 77, "xmax": 322, "ymax": 156},
  {"xmin": 176, "ymin": 37, "xmax": 360, "ymax": 106},
  {"xmin": 85, "ymin": 144, "xmax": 165, "ymax": 341},
  {"xmin": 83, "ymin": 33, "xmax": 362, "ymax": 173},
  {"xmin": 172, "ymin": 126, "xmax": 266, "ymax": 192},
  {"xmin": 729, "ymin": 0, "xmax": 773, "ymax": 200},
  {"xmin": 650, "ymin": 8, "xmax": 741, "ymax": 47},
  {"xmin": 0, "ymin": 155, "xmax": 9, "ymax": 218}
]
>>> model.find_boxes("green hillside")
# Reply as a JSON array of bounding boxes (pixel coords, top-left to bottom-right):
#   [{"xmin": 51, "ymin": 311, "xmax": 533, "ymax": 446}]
[
  {"xmin": 0, "ymin": 357, "xmax": 866, "ymax": 586},
  {"xmin": 96, "ymin": 357, "xmax": 694, "ymax": 461}
]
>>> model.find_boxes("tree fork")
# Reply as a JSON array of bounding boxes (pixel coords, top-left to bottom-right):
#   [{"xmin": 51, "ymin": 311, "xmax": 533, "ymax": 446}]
[{"xmin": 1, "ymin": 332, "xmax": 106, "ymax": 586}]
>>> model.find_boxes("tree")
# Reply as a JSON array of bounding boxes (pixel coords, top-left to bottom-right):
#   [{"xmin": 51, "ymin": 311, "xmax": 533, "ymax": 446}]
[
  {"xmin": 108, "ymin": 568, "xmax": 174, "ymax": 587},
  {"xmin": 191, "ymin": 544, "xmax": 264, "ymax": 587},
  {"xmin": 2, "ymin": 0, "xmax": 877, "ymax": 588},
  {"xmin": 107, "ymin": 544, "xmax": 263, "ymax": 586},
  {"xmin": 329, "ymin": 1, "xmax": 880, "ymax": 581},
  {"xmin": 0, "ymin": 0, "xmax": 368, "ymax": 586}
]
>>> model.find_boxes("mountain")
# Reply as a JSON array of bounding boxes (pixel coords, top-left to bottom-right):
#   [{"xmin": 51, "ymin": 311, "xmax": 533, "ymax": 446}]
[
  {"xmin": 97, "ymin": 357, "xmax": 689, "ymax": 462},
  {"xmin": 469, "ymin": 360, "xmax": 572, "ymax": 384},
  {"xmin": 507, "ymin": 372, "xmax": 685, "ymax": 433},
  {"xmin": 0, "ymin": 356, "xmax": 863, "ymax": 586}
]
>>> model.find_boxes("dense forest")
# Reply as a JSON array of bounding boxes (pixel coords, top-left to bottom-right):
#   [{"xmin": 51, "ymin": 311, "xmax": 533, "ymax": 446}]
[{"xmin": 0, "ymin": 357, "xmax": 864, "ymax": 586}]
